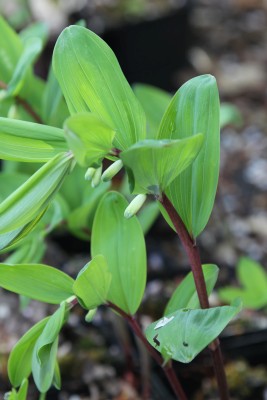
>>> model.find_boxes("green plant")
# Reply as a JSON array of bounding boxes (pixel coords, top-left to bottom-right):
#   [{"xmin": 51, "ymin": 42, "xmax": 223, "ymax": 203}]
[
  {"xmin": 0, "ymin": 17, "xmax": 243, "ymax": 400},
  {"xmin": 219, "ymin": 257, "xmax": 267, "ymax": 309}
]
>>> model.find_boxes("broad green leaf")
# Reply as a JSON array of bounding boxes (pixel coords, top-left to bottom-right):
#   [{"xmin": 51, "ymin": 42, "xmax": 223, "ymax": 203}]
[
  {"xmin": 42, "ymin": 65, "xmax": 69, "ymax": 127},
  {"xmin": 8, "ymin": 317, "xmax": 49, "ymax": 387},
  {"xmin": 53, "ymin": 25, "xmax": 146, "ymax": 150},
  {"xmin": 0, "ymin": 16, "xmax": 45, "ymax": 118},
  {"xmin": 4, "ymin": 235, "xmax": 46, "ymax": 264},
  {"xmin": 0, "ymin": 208, "xmax": 47, "ymax": 253},
  {"xmin": 0, "ymin": 16, "xmax": 23, "ymax": 83},
  {"xmin": 0, "ymin": 263, "xmax": 74, "ymax": 303},
  {"xmin": 145, "ymin": 299, "xmax": 242, "ymax": 363},
  {"xmin": 0, "ymin": 96, "xmax": 13, "ymax": 118},
  {"xmin": 164, "ymin": 264, "xmax": 219, "ymax": 315},
  {"xmin": 38, "ymin": 194, "xmax": 70, "ymax": 234},
  {"xmin": 218, "ymin": 257, "xmax": 267, "ymax": 309},
  {"xmin": 237, "ymin": 257, "xmax": 267, "ymax": 294},
  {"xmin": 158, "ymin": 75, "xmax": 220, "ymax": 238},
  {"xmin": 73, "ymin": 255, "xmax": 112, "ymax": 309},
  {"xmin": 0, "ymin": 117, "xmax": 68, "ymax": 161},
  {"xmin": 91, "ymin": 192, "xmax": 146, "ymax": 314},
  {"xmin": 58, "ymin": 164, "xmax": 109, "ymax": 240},
  {"xmin": 59, "ymin": 164, "xmax": 87, "ymax": 210},
  {"xmin": 64, "ymin": 113, "xmax": 115, "ymax": 168},
  {"xmin": 0, "ymin": 152, "xmax": 74, "ymax": 234},
  {"xmin": 19, "ymin": 22, "xmax": 48, "ymax": 48},
  {"xmin": 0, "ymin": 172, "xmax": 29, "ymax": 201},
  {"xmin": 121, "ymin": 135, "xmax": 203, "ymax": 195},
  {"xmin": 6, "ymin": 37, "xmax": 42, "ymax": 97},
  {"xmin": 32, "ymin": 303, "xmax": 67, "ymax": 393},
  {"xmin": 67, "ymin": 181, "xmax": 110, "ymax": 240},
  {"xmin": 133, "ymin": 84, "xmax": 171, "ymax": 138}
]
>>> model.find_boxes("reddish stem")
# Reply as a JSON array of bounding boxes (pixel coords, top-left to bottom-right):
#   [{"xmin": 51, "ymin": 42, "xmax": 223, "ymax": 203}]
[
  {"xmin": 0, "ymin": 80, "xmax": 43, "ymax": 123},
  {"xmin": 159, "ymin": 193, "xmax": 229, "ymax": 400},
  {"xmin": 108, "ymin": 302, "xmax": 188, "ymax": 400}
]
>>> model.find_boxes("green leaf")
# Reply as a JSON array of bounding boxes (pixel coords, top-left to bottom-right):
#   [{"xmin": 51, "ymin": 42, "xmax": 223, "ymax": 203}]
[
  {"xmin": 0, "ymin": 172, "xmax": 29, "ymax": 201},
  {"xmin": 133, "ymin": 84, "xmax": 171, "ymax": 138},
  {"xmin": 42, "ymin": 65, "xmax": 69, "ymax": 127},
  {"xmin": 53, "ymin": 25, "xmax": 146, "ymax": 150},
  {"xmin": 0, "ymin": 117, "xmax": 68, "ymax": 162},
  {"xmin": 0, "ymin": 16, "xmax": 45, "ymax": 118},
  {"xmin": 32, "ymin": 303, "xmax": 67, "ymax": 393},
  {"xmin": 145, "ymin": 299, "xmax": 242, "ymax": 363},
  {"xmin": 0, "ymin": 263, "xmax": 74, "ymax": 303},
  {"xmin": 8, "ymin": 317, "xmax": 49, "ymax": 387},
  {"xmin": 19, "ymin": 22, "xmax": 48, "ymax": 48},
  {"xmin": 39, "ymin": 194, "xmax": 70, "ymax": 234},
  {"xmin": 121, "ymin": 135, "xmax": 203, "ymax": 195},
  {"xmin": 4, "ymin": 379, "xmax": 28, "ymax": 400},
  {"xmin": 59, "ymin": 164, "xmax": 87, "ymax": 210},
  {"xmin": 218, "ymin": 257, "xmax": 267, "ymax": 309},
  {"xmin": 158, "ymin": 75, "xmax": 220, "ymax": 238},
  {"xmin": 73, "ymin": 255, "xmax": 112, "ymax": 309},
  {"xmin": 6, "ymin": 37, "xmax": 42, "ymax": 97},
  {"xmin": 64, "ymin": 112, "xmax": 115, "ymax": 168},
  {"xmin": 16, "ymin": 379, "xmax": 28, "ymax": 400},
  {"xmin": 91, "ymin": 191, "xmax": 146, "ymax": 314},
  {"xmin": 0, "ymin": 208, "xmax": 47, "ymax": 253},
  {"xmin": 19, "ymin": 75, "xmax": 45, "ymax": 120},
  {"xmin": 5, "ymin": 235, "xmax": 46, "ymax": 264},
  {"xmin": 164, "ymin": 264, "xmax": 219, "ymax": 315},
  {"xmin": 0, "ymin": 96, "xmax": 13, "ymax": 118},
  {"xmin": 67, "ymin": 180, "xmax": 110, "ymax": 240},
  {"xmin": 59, "ymin": 164, "xmax": 109, "ymax": 239},
  {"xmin": 0, "ymin": 16, "xmax": 23, "ymax": 83},
  {"xmin": 0, "ymin": 152, "xmax": 74, "ymax": 234},
  {"xmin": 53, "ymin": 361, "xmax": 61, "ymax": 390}
]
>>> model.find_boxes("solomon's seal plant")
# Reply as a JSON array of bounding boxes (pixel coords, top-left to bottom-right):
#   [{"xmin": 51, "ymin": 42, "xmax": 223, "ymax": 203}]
[{"xmin": 0, "ymin": 17, "xmax": 242, "ymax": 400}]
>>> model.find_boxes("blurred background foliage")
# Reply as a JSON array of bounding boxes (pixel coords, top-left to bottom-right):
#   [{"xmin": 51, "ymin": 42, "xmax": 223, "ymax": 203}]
[{"xmin": 0, "ymin": 0, "xmax": 186, "ymax": 35}]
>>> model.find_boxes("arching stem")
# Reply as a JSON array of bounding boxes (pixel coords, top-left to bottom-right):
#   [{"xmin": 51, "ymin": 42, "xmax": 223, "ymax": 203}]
[{"xmin": 159, "ymin": 193, "xmax": 229, "ymax": 400}]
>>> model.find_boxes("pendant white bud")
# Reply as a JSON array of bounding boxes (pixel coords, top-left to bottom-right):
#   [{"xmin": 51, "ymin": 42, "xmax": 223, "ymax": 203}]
[
  {"xmin": 124, "ymin": 194, "xmax": 147, "ymax": 219},
  {"xmin": 91, "ymin": 164, "xmax": 103, "ymax": 188},
  {"xmin": 101, "ymin": 160, "xmax": 123, "ymax": 182},
  {"xmin": 85, "ymin": 167, "xmax": 96, "ymax": 181}
]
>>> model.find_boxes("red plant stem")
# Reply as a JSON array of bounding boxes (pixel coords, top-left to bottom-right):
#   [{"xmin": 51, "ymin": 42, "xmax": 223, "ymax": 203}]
[
  {"xmin": 0, "ymin": 80, "xmax": 43, "ymax": 123},
  {"xmin": 159, "ymin": 193, "xmax": 229, "ymax": 400},
  {"xmin": 108, "ymin": 302, "xmax": 188, "ymax": 400}
]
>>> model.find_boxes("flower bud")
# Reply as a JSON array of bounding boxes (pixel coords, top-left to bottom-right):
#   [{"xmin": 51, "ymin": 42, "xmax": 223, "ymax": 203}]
[
  {"xmin": 85, "ymin": 167, "xmax": 96, "ymax": 181},
  {"xmin": 7, "ymin": 104, "xmax": 19, "ymax": 120},
  {"xmin": 91, "ymin": 164, "xmax": 103, "ymax": 188},
  {"xmin": 0, "ymin": 90, "xmax": 7, "ymax": 101},
  {"xmin": 124, "ymin": 194, "xmax": 147, "ymax": 219},
  {"xmin": 101, "ymin": 160, "xmax": 123, "ymax": 182},
  {"xmin": 85, "ymin": 308, "xmax": 97, "ymax": 322}
]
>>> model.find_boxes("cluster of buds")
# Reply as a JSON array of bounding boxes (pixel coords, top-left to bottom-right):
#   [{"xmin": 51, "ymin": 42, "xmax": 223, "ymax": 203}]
[{"xmin": 85, "ymin": 160, "xmax": 147, "ymax": 219}]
